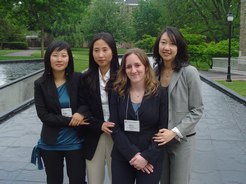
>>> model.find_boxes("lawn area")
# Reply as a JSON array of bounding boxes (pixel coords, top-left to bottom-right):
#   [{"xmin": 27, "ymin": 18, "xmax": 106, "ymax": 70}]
[
  {"xmin": 216, "ymin": 80, "xmax": 246, "ymax": 97},
  {"xmin": 0, "ymin": 48, "xmax": 127, "ymax": 72},
  {"xmin": 72, "ymin": 48, "xmax": 89, "ymax": 72}
]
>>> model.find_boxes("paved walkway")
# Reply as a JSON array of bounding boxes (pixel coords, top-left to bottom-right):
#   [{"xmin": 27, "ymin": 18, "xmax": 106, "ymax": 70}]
[
  {"xmin": 4, "ymin": 50, "xmax": 38, "ymax": 57},
  {"xmin": 0, "ymin": 71, "xmax": 246, "ymax": 184},
  {"xmin": 200, "ymin": 70, "xmax": 246, "ymax": 81}
]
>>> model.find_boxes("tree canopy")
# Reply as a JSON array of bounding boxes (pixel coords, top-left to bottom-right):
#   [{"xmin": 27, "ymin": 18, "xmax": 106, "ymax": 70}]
[{"xmin": 0, "ymin": 0, "xmax": 241, "ymax": 51}]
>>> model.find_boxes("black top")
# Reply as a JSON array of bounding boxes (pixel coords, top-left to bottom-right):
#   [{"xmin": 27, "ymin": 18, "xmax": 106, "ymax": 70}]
[{"xmin": 110, "ymin": 86, "xmax": 168, "ymax": 164}]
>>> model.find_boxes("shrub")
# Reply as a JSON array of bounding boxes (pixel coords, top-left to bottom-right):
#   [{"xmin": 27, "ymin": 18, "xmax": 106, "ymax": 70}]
[
  {"xmin": 2, "ymin": 42, "xmax": 28, "ymax": 49},
  {"xmin": 134, "ymin": 34, "xmax": 156, "ymax": 53},
  {"xmin": 183, "ymin": 30, "xmax": 239, "ymax": 70}
]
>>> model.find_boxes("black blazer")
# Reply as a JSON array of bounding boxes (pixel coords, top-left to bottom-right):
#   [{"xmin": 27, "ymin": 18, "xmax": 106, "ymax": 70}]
[
  {"xmin": 79, "ymin": 69, "xmax": 113, "ymax": 160},
  {"xmin": 110, "ymin": 86, "xmax": 168, "ymax": 164},
  {"xmin": 34, "ymin": 72, "xmax": 84, "ymax": 145}
]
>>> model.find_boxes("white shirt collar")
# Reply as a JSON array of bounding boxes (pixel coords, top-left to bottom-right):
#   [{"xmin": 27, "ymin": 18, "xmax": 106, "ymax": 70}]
[{"xmin": 98, "ymin": 68, "xmax": 110, "ymax": 82}]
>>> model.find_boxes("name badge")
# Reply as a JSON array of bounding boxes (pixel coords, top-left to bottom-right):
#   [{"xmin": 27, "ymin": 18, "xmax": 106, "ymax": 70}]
[
  {"xmin": 61, "ymin": 108, "xmax": 72, "ymax": 117},
  {"xmin": 124, "ymin": 120, "xmax": 140, "ymax": 132}
]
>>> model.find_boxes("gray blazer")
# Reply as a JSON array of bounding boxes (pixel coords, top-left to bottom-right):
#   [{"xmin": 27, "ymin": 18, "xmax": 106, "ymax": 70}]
[{"xmin": 168, "ymin": 65, "xmax": 204, "ymax": 139}]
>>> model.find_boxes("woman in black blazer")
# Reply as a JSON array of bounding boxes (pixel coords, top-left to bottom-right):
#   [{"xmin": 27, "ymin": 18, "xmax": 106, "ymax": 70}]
[
  {"xmin": 32, "ymin": 41, "xmax": 88, "ymax": 184},
  {"xmin": 110, "ymin": 48, "xmax": 168, "ymax": 184},
  {"xmin": 79, "ymin": 32, "xmax": 119, "ymax": 184}
]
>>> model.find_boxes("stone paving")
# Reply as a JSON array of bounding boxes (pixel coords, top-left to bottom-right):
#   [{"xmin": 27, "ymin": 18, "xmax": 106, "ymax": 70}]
[
  {"xmin": 4, "ymin": 50, "xmax": 38, "ymax": 57},
  {"xmin": 0, "ymin": 74, "xmax": 246, "ymax": 184}
]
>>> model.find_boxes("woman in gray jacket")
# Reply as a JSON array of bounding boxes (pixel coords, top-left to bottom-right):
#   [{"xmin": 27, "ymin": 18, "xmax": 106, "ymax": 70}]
[{"xmin": 153, "ymin": 26, "xmax": 204, "ymax": 184}]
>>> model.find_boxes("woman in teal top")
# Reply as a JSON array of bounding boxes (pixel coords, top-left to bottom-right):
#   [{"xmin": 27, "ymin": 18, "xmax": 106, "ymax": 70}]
[{"xmin": 32, "ymin": 41, "xmax": 89, "ymax": 184}]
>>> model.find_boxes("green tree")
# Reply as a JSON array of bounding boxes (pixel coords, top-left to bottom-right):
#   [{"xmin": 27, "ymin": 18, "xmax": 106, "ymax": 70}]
[
  {"xmin": 162, "ymin": 0, "xmax": 240, "ymax": 42},
  {"xmin": 132, "ymin": 0, "xmax": 162, "ymax": 41},
  {"xmin": 14, "ymin": 0, "xmax": 89, "ymax": 57},
  {"xmin": 50, "ymin": 1, "xmax": 90, "ymax": 47},
  {"xmin": 0, "ymin": 1, "xmax": 27, "ymax": 48},
  {"xmin": 82, "ymin": 0, "xmax": 135, "ymax": 44}
]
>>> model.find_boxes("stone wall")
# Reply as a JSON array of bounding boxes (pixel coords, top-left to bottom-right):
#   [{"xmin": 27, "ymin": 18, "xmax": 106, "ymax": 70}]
[{"xmin": 0, "ymin": 69, "xmax": 43, "ymax": 121}]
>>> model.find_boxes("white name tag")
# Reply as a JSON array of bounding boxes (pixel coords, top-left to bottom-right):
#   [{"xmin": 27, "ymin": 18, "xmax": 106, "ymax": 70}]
[
  {"xmin": 124, "ymin": 120, "xmax": 140, "ymax": 132},
  {"xmin": 61, "ymin": 108, "xmax": 72, "ymax": 117}
]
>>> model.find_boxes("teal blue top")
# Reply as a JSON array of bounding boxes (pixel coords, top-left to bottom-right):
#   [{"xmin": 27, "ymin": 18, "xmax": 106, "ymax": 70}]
[
  {"xmin": 132, "ymin": 102, "xmax": 141, "ymax": 113},
  {"xmin": 31, "ymin": 83, "xmax": 82, "ymax": 169}
]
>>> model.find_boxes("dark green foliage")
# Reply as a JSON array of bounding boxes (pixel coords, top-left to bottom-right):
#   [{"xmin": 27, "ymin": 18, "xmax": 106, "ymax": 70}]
[
  {"xmin": 133, "ymin": 0, "xmax": 162, "ymax": 41},
  {"xmin": 134, "ymin": 35, "xmax": 155, "ymax": 53},
  {"xmin": 183, "ymin": 30, "xmax": 239, "ymax": 70},
  {"xmin": 82, "ymin": 0, "xmax": 135, "ymax": 44},
  {"xmin": 2, "ymin": 42, "xmax": 28, "ymax": 49}
]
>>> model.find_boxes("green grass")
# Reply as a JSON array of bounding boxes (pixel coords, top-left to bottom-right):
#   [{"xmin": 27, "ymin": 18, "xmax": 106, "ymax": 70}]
[
  {"xmin": 72, "ymin": 48, "xmax": 89, "ymax": 72},
  {"xmin": 216, "ymin": 80, "xmax": 246, "ymax": 97},
  {"xmin": 0, "ymin": 48, "xmax": 127, "ymax": 72}
]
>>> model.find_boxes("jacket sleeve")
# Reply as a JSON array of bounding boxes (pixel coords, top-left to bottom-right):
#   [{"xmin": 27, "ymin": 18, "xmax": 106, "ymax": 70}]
[
  {"xmin": 176, "ymin": 66, "xmax": 204, "ymax": 136},
  {"xmin": 34, "ymin": 80, "xmax": 71, "ymax": 127},
  {"xmin": 77, "ymin": 74, "xmax": 103, "ymax": 134},
  {"xmin": 110, "ymin": 91, "xmax": 140, "ymax": 161},
  {"xmin": 141, "ymin": 87, "xmax": 168, "ymax": 164},
  {"xmin": 77, "ymin": 74, "xmax": 92, "ymax": 119}
]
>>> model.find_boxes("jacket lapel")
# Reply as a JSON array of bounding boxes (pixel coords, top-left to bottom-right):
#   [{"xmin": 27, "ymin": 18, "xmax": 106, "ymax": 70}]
[
  {"xmin": 94, "ymin": 72, "xmax": 104, "ymax": 118},
  {"xmin": 168, "ymin": 68, "xmax": 184, "ymax": 95},
  {"xmin": 47, "ymin": 78, "xmax": 60, "ymax": 110}
]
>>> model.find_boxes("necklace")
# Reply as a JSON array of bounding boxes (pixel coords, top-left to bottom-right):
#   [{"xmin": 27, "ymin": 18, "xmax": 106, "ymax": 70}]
[
  {"xmin": 130, "ymin": 90, "xmax": 144, "ymax": 103},
  {"xmin": 130, "ymin": 90, "xmax": 144, "ymax": 98},
  {"xmin": 160, "ymin": 69, "xmax": 173, "ymax": 87},
  {"xmin": 163, "ymin": 69, "xmax": 173, "ymax": 78}
]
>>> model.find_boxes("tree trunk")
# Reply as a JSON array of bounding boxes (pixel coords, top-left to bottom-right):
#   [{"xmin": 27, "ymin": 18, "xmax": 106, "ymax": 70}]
[{"xmin": 40, "ymin": 25, "xmax": 44, "ymax": 58}]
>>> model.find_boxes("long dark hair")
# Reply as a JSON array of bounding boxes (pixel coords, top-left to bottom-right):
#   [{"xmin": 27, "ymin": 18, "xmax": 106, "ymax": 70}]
[
  {"xmin": 43, "ymin": 40, "xmax": 74, "ymax": 80},
  {"xmin": 153, "ymin": 26, "xmax": 189, "ymax": 75},
  {"xmin": 86, "ymin": 32, "xmax": 119, "ymax": 91}
]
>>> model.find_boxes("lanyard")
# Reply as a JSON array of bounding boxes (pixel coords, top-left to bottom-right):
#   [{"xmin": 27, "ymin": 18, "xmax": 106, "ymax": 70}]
[{"xmin": 125, "ymin": 94, "xmax": 140, "ymax": 120}]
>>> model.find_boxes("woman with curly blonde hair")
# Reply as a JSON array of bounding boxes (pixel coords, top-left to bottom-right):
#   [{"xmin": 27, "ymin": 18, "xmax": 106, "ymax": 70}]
[
  {"xmin": 114, "ymin": 48, "xmax": 158, "ymax": 97},
  {"xmin": 110, "ymin": 48, "xmax": 169, "ymax": 184}
]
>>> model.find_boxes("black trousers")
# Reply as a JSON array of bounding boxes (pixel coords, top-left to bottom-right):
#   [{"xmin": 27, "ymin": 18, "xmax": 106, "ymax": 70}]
[
  {"xmin": 40, "ymin": 149, "xmax": 86, "ymax": 184},
  {"xmin": 112, "ymin": 157, "xmax": 163, "ymax": 184}
]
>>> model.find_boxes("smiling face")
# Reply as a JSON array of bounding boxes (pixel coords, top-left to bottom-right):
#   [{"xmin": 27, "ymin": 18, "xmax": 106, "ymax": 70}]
[
  {"xmin": 125, "ymin": 53, "xmax": 146, "ymax": 84},
  {"xmin": 50, "ymin": 48, "xmax": 69, "ymax": 73},
  {"xmin": 93, "ymin": 39, "xmax": 113, "ymax": 71},
  {"xmin": 158, "ymin": 32, "xmax": 178, "ymax": 64}
]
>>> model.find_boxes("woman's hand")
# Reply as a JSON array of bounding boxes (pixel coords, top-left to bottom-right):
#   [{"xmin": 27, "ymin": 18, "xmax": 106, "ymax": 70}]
[
  {"xmin": 153, "ymin": 128, "xmax": 176, "ymax": 146},
  {"xmin": 129, "ymin": 153, "xmax": 148, "ymax": 170},
  {"xmin": 69, "ymin": 113, "xmax": 90, "ymax": 126},
  {"xmin": 141, "ymin": 163, "xmax": 154, "ymax": 174},
  {"xmin": 101, "ymin": 121, "xmax": 115, "ymax": 135}
]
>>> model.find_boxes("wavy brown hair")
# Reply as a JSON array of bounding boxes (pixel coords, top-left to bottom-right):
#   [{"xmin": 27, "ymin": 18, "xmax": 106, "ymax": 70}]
[{"xmin": 113, "ymin": 48, "xmax": 159, "ymax": 97}]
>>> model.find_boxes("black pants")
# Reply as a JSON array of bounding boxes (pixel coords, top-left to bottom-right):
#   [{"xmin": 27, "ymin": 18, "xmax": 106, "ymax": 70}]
[
  {"xmin": 40, "ymin": 149, "xmax": 86, "ymax": 184},
  {"xmin": 112, "ymin": 157, "xmax": 163, "ymax": 184}
]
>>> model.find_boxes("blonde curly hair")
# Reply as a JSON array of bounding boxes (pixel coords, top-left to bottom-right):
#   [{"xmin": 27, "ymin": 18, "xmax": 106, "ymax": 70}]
[{"xmin": 113, "ymin": 48, "xmax": 159, "ymax": 97}]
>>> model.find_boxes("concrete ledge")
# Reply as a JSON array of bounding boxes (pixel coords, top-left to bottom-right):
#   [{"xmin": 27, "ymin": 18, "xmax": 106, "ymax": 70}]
[
  {"xmin": 209, "ymin": 67, "xmax": 246, "ymax": 75},
  {"xmin": 200, "ymin": 73, "xmax": 246, "ymax": 106},
  {"xmin": 0, "ymin": 59, "xmax": 43, "ymax": 63},
  {"xmin": 0, "ymin": 69, "xmax": 44, "ymax": 123},
  {"xmin": 0, "ymin": 98, "xmax": 34, "ymax": 123}
]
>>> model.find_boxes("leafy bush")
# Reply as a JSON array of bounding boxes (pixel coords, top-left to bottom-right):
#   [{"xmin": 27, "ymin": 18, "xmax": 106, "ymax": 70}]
[
  {"xmin": 183, "ymin": 30, "xmax": 239, "ymax": 70},
  {"xmin": 204, "ymin": 39, "xmax": 239, "ymax": 57},
  {"xmin": 134, "ymin": 34, "xmax": 156, "ymax": 53},
  {"xmin": 1, "ymin": 42, "xmax": 28, "ymax": 49}
]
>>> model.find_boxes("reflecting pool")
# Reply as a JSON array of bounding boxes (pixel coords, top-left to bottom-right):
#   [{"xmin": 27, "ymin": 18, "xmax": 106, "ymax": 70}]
[{"xmin": 0, "ymin": 62, "xmax": 44, "ymax": 86}]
